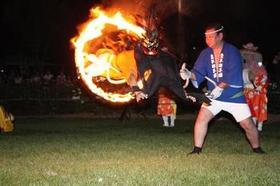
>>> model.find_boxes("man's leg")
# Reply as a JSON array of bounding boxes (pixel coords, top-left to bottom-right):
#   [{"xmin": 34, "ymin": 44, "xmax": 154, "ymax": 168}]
[
  {"xmin": 162, "ymin": 115, "xmax": 169, "ymax": 127},
  {"xmin": 257, "ymin": 121, "xmax": 263, "ymax": 131},
  {"xmin": 191, "ymin": 107, "xmax": 215, "ymax": 154},
  {"xmin": 170, "ymin": 114, "xmax": 175, "ymax": 127},
  {"xmin": 239, "ymin": 117, "xmax": 265, "ymax": 153}
]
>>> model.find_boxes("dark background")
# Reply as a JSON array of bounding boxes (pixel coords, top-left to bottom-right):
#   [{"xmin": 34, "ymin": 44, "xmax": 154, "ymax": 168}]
[
  {"xmin": 0, "ymin": 0, "xmax": 279, "ymax": 73},
  {"xmin": 1, "ymin": 0, "xmax": 280, "ymax": 115}
]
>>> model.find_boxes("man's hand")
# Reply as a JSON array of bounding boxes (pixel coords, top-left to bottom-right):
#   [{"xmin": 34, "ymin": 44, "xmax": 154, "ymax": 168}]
[
  {"xmin": 255, "ymin": 86, "xmax": 262, "ymax": 92},
  {"xmin": 180, "ymin": 63, "xmax": 192, "ymax": 88},
  {"xmin": 185, "ymin": 92, "xmax": 212, "ymax": 105},
  {"xmin": 135, "ymin": 91, "xmax": 148, "ymax": 102},
  {"xmin": 180, "ymin": 63, "xmax": 192, "ymax": 80},
  {"xmin": 207, "ymin": 86, "xmax": 224, "ymax": 99}
]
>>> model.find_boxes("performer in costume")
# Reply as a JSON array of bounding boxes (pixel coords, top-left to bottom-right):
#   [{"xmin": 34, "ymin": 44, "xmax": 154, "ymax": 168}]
[
  {"xmin": 191, "ymin": 40, "xmax": 245, "ymax": 103},
  {"xmin": 129, "ymin": 14, "xmax": 210, "ymax": 104},
  {"xmin": 241, "ymin": 42, "xmax": 268, "ymax": 131},
  {"xmin": 180, "ymin": 23, "xmax": 265, "ymax": 154},
  {"xmin": 157, "ymin": 88, "xmax": 177, "ymax": 127}
]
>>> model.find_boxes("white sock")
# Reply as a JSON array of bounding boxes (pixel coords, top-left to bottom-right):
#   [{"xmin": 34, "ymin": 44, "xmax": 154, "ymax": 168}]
[
  {"xmin": 252, "ymin": 117, "xmax": 257, "ymax": 125},
  {"xmin": 258, "ymin": 122, "xmax": 263, "ymax": 131},
  {"xmin": 170, "ymin": 115, "xmax": 175, "ymax": 127},
  {"xmin": 162, "ymin": 116, "xmax": 169, "ymax": 126}
]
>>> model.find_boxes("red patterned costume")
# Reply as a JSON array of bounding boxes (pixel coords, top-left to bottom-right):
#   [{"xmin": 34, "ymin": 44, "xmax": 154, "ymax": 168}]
[
  {"xmin": 157, "ymin": 88, "xmax": 177, "ymax": 127},
  {"xmin": 241, "ymin": 43, "xmax": 268, "ymax": 131}
]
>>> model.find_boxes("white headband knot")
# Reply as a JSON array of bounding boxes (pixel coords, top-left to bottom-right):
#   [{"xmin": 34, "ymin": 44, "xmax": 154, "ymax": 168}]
[{"xmin": 205, "ymin": 26, "xmax": 224, "ymax": 35}]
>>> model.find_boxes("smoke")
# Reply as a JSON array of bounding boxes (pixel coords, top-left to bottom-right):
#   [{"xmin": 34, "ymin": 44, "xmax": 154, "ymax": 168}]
[
  {"xmin": 97, "ymin": 0, "xmax": 202, "ymax": 56},
  {"xmin": 99, "ymin": 0, "xmax": 192, "ymax": 24}
]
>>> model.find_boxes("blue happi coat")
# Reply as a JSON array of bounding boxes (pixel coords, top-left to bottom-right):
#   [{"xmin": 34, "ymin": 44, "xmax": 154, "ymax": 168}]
[{"xmin": 192, "ymin": 42, "xmax": 246, "ymax": 103}]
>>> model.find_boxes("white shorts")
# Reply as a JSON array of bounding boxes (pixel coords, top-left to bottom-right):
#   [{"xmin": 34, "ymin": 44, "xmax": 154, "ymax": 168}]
[{"xmin": 202, "ymin": 99, "xmax": 251, "ymax": 122}]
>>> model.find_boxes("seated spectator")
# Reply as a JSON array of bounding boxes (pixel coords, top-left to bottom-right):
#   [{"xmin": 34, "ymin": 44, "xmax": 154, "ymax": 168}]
[
  {"xmin": 43, "ymin": 71, "xmax": 54, "ymax": 85},
  {"xmin": 56, "ymin": 71, "xmax": 66, "ymax": 85},
  {"xmin": 31, "ymin": 72, "xmax": 42, "ymax": 84},
  {"xmin": 14, "ymin": 74, "xmax": 23, "ymax": 85}
]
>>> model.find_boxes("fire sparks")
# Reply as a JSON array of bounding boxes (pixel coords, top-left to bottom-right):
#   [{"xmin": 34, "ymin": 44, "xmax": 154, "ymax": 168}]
[{"xmin": 71, "ymin": 7, "xmax": 146, "ymax": 103}]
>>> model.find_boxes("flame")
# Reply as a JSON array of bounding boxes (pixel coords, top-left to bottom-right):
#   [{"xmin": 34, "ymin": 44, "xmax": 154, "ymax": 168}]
[{"xmin": 71, "ymin": 7, "xmax": 146, "ymax": 103}]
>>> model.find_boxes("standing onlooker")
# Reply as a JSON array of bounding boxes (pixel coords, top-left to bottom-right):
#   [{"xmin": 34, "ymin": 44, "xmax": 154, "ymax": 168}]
[
  {"xmin": 270, "ymin": 51, "xmax": 280, "ymax": 83},
  {"xmin": 241, "ymin": 42, "xmax": 268, "ymax": 131},
  {"xmin": 157, "ymin": 88, "xmax": 177, "ymax": 127}
]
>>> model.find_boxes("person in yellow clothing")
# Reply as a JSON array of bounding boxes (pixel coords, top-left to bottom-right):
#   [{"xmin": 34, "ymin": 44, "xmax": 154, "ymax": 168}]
[
  {"xmin": 157, "ymin": 88, "xmax": 177, "ymax": 127},
  {"xmin": 0, "ymin": 105, "xmax": 14, "ymax": 132}
]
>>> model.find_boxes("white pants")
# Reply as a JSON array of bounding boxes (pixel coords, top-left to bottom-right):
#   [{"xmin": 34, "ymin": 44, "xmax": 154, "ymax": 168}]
[{"xmin": 202, "ymin": 99, "xmax": 251, "ymax": 122}]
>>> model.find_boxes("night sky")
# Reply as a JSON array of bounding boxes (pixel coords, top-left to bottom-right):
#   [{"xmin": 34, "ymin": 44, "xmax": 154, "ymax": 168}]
[{"xmin": 0, "ymin": 0, "xmax": 279, "ymax": 71}]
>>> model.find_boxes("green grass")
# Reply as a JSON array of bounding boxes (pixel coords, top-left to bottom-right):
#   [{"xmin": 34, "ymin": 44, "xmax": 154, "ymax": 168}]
[{"xmin": 0, "ymin": 116, "xmax": 279, "ymax": 186}]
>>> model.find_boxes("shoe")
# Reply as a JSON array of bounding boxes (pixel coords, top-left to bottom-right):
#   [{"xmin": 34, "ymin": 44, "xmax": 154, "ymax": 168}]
[
  {"xmin": 189, "ymin": 146, "xmax": 202, "ymax": 155},
  {"xmin": 163, "ymin": 124, "xmax": 169, "ymax": 127},
  {"xmin": 253, "ymin": 147, "xmax": 266, "ymax": 154},
  {"xmin": 189, "ymin": 150, "xmax": 200, "ymax": 155}
]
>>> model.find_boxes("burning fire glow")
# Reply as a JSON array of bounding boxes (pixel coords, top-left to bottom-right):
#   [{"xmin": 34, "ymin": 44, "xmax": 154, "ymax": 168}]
[{"xmin": 71, "ymin": 7, "xmax": 146, "ymax": 103}]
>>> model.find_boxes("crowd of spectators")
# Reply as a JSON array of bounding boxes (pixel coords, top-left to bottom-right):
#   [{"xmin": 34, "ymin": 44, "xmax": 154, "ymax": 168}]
[
  {"xmin": 0, "ymin": 68, "xmax": 74, "ymax": 87},
  {"xmin": 0, "ymin": 67, "xmax": 84, "ymax": 101}
]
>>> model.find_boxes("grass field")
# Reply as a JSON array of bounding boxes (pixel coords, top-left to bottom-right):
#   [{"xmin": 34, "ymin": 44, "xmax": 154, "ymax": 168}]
[{"xmin": 0, "ymin": 115, "xmax": 279, "ymax": 186}]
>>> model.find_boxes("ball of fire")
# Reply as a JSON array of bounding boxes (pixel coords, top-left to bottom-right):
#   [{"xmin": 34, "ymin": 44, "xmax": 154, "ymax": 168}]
[{"xmin": 71, "ymin": 7, "xmax": 146, "ymax": 103}]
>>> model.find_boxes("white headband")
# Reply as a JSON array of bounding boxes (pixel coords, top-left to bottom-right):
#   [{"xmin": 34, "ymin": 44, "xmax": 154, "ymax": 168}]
[{"xmin": 205, "ymin": 26, "xmax": 224, "ymax": 35}]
